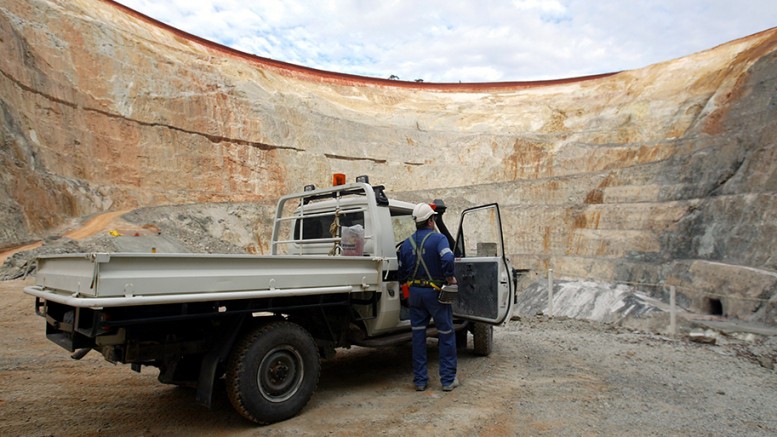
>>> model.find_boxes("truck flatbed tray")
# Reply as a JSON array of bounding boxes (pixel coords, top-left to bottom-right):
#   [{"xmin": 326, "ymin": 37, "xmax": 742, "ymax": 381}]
[{"xmin": 25, "ymin": 253, "xmax": 383, "ymax": 308}]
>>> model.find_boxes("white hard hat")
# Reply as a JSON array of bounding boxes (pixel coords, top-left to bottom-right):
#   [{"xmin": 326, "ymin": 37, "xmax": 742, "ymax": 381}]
[{"xmin": 412, "ymin": 203, "xmax": 437, "ymax": 223}]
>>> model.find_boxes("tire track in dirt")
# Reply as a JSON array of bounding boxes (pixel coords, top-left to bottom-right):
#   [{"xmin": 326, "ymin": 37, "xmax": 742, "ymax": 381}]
[{"xmin": 500, "ymin": 324, "xmax": 612, "ymax": 435}]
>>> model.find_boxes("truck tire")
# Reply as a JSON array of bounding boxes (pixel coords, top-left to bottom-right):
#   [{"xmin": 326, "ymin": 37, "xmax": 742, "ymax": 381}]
[
  {"xmin": 226, "ymin": 321, "xmax": 320, "ymax": 424},
  {"xmin": 473, "ymin": 322, "xmax": 493, "ymax": 356}
]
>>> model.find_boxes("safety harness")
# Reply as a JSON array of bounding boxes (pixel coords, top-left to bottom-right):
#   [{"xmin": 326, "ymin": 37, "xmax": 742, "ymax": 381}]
[{"xmin": 406, "ymin": 233, "xmax": 444, "ymax": 291}]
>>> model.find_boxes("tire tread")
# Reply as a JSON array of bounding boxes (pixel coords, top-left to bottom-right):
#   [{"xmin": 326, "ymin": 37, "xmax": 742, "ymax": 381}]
[{"xmin": 226, "ymin": 321, "xmax": 320, "ymax": 424}]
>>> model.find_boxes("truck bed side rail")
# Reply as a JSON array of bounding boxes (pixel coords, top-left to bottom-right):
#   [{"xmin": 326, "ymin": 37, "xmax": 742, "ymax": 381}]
[{"xmin": 26, "ymin": 253, "xmax": 384, "ymax": 308}]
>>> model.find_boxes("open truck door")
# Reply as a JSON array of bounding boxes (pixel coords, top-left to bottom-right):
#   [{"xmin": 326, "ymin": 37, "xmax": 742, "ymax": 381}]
[{"xmin": 452, "ymin": 204, "xmax": 513, "ymax": 325}]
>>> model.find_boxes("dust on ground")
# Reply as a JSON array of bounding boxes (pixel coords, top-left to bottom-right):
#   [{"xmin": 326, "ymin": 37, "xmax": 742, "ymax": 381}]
[{"xmin": 2, "ymin": 278, "xmax": 776, "ymax": 437}]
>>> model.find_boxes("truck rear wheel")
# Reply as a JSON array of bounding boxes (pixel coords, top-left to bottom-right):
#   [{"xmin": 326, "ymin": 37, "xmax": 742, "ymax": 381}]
[
  {"xmin": 473, "ymin": 322, "xmax": 493, "ymax": 356},
  {"xmin": 226, "ymin": 321, "xmax": 320, "ymax": 424}
]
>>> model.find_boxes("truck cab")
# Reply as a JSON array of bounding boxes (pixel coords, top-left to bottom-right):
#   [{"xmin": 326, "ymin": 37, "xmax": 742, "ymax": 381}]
[
  {"xmin": 271, "ymin": 176, "xmax": 514, "ymax": 344},
  {"xmin": 271, "ymin": 180, "xmax": 419, "ymax": 338}
]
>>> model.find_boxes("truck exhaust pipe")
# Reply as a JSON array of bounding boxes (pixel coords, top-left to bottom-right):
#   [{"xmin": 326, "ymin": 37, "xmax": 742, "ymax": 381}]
[{"xmin": 71, "ymin": 348, "xmax": 91, "ymax": 360}]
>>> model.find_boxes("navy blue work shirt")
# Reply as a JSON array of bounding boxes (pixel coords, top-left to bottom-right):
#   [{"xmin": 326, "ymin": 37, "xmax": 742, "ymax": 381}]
[{"xmin": 398, "ymin": 228, "xmax": 456, "ymax": 284}]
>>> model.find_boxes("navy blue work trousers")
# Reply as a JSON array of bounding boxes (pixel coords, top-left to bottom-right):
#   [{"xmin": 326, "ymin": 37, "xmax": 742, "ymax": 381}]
[{"xmin": 409, "ymin": 286, "xmax": 457, "ymax": 387}]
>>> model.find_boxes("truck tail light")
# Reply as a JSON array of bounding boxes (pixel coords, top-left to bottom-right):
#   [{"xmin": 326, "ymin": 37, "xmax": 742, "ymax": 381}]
[{"xmin": 99, "ymin": 312, "xmax": 112, "ymax": 331}]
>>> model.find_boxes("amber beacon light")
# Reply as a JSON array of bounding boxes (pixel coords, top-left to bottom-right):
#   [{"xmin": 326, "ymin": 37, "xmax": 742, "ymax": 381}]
[{"xmin": 332, "ymin": 173, "xmax": 346, "ymax": 186}]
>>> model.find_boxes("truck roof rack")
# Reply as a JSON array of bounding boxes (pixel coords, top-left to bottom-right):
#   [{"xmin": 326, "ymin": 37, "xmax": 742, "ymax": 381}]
[{"xmin": 302, "ymin": 184, "xmax": 389, "ymax": 206}]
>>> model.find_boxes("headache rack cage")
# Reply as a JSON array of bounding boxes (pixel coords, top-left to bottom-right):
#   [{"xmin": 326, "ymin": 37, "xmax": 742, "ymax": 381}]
[{"xmin": 270, "ymin": 182, "xmax": 387, "ymax": 256}]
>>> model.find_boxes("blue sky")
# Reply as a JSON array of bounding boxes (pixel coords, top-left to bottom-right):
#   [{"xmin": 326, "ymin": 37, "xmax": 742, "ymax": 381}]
[{"xmin": 114, "ymin": 0, "xmax": 777, "ymax": 82}]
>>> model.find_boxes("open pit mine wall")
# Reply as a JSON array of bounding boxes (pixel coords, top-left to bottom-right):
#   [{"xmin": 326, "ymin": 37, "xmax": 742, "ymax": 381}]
[{"xmin": 1, "ymin": 0, "xmax": 776, "ymax": 322}]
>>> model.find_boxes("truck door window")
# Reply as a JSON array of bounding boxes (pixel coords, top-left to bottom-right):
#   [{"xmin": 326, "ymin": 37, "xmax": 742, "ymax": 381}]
[
  {"xmin": 390, "ymin": 212, "xmax": 415, "ymax": 247},
  {"xmin": 455, "ymin": 207, "xmax": 502, "ymax": 258}
]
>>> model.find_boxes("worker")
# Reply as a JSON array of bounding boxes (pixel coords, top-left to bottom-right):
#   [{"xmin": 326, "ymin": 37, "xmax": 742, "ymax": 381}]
[{"xmin": 398, "ymin": 203, "xmax": 459, "ymax": 392}]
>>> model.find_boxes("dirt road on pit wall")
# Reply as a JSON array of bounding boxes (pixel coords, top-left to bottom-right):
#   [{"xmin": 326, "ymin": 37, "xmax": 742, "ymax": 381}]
[
  {"xmin": 2, "ymin": 278, "xmax": 776, "ymax": 436},
  {"xmin": 0, "ymin": 210, "xmax": 134, "ymax": 265}
]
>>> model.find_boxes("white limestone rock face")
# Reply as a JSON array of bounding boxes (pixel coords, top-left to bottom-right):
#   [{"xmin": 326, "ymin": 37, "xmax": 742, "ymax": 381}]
[{"xmin": 0, "ymin": 0, "xmax": 775, "ymax": 323}]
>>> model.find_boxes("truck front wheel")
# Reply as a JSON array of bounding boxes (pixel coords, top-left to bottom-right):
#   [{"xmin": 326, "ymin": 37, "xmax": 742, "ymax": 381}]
[
  {"xmin": 473, "ymin": 322, "xmax": 493, "ymax": 356},
  {"xmin": 226, "ymin": 321, "xmax": 320, "ymax": 424}
]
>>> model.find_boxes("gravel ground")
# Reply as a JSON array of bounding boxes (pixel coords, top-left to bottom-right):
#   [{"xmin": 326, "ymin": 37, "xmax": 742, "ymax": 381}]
[
  {"xmin": 2, "ymin": 278, "xmax": 776, "ymax": 436},
  {"xmin": 2, "ymin": 205, "xmax": 776, "ymax": 435}
]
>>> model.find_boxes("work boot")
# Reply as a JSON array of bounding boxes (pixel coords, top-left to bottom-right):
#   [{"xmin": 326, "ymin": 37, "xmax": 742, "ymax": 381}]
[
  {"xmin": 415, "ymin": 383, "xmax": 428, "ymax": 392},
  {"xmin": 442, "ymin": 378, "xmax": 460, "ymax": 392}
]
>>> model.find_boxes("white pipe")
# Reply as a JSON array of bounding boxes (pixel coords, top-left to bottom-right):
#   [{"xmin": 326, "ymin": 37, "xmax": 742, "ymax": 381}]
[
  {"xmin": 670, "ymin": 285, "xmax": 677, "ymax": 337},
  {"xmin": 24, "ymin": 285, "xmax": 355, "ymax": 309},
  {"xmin": 547, "ymin": 268, "xmax": 554, "ymax": 317}
]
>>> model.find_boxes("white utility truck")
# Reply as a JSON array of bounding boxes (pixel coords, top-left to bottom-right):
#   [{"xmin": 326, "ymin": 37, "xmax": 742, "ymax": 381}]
[{"xmin": 24, "ymin": 176, "xmax": 514, "ymax": 425}]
